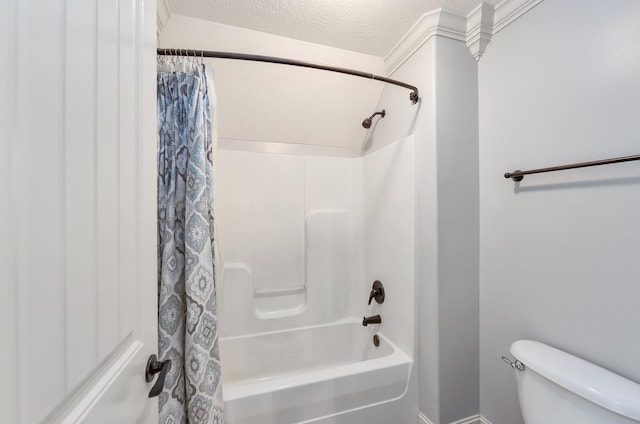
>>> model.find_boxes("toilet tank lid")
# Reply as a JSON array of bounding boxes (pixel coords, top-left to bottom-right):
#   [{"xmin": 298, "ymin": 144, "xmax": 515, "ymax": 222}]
[{"xmin": 511, "ymin": 340, "xmax": 640, "ymax": 421}]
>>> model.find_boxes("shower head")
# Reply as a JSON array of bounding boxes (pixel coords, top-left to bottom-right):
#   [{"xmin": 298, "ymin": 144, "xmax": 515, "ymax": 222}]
[{"xmin": 362, "ymin": 110, "xmax": 386, "ymax": 129}]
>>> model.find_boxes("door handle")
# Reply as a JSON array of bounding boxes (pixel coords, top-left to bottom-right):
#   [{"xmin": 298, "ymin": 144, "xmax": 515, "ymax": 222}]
[{"xmin": 145, "ymin": 354, "xmax": 171, "ymax": 398}]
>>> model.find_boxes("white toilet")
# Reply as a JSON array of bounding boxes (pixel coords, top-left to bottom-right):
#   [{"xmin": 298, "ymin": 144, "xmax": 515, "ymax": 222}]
[{"xmin": 509, "ymin": 340, "xmax": 640, "ymax": 424}]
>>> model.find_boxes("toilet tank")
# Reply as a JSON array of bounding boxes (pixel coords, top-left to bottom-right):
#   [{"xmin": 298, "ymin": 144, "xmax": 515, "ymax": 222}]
[{"xmin": 510, "ymin": 340, "xmax": 640, "ymax": 424}]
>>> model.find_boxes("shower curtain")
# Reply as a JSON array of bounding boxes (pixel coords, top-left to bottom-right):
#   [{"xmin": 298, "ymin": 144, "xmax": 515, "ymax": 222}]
[{"xmin": 157, "ymin": 62, "xmax": 224, "ymax": 424}]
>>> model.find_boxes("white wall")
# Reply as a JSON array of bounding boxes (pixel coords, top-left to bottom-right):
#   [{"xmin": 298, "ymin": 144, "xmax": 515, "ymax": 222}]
[
  {"xmin": 158, "ymin": 14, "xmax": 385, "ymax": 152},
  {"xmin": 478, "ymin": 1, "xmax": 640, "ymax": 423},
  {"xmin": 371, "ymin": 30, "xmax": 480, "ymax": 424},
  {"xmin": 434, "ymin": 36, "xmax": 480, "ymax": 424}
]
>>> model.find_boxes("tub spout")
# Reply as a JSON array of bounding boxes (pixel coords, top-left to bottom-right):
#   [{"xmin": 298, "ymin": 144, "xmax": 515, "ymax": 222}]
[{"xmin": 362, "ymin": 315, "xmax": 382, "ymax": 326}]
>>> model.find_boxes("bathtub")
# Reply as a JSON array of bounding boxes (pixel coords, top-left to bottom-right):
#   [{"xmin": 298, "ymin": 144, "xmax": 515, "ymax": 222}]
[{"xmin": 220, "ymin": 319, "xmax": 413, "ymax": 424}]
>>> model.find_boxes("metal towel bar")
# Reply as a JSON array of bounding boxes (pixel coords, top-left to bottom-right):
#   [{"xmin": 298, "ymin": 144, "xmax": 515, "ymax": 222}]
[{"xmin": 505, "ymin": 154, "xmax": 640, "ymax": 182}]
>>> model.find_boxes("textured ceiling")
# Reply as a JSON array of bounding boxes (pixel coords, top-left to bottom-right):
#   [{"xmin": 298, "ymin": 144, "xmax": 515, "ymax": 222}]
[{"xmin": 166, "ymin": 0, "xmax": 502, "ymax": 56}]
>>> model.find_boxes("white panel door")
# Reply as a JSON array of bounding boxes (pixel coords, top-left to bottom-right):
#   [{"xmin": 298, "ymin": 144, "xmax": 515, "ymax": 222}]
[{"xmin": 0, "ymin": 0, "xmax": 159, "ymax": 423}]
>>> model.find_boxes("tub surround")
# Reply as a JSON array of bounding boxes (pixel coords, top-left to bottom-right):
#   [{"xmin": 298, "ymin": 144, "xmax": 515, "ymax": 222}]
[{"xmin": 215, "ymin": 137, "xmax": 417, "ymax": 423}]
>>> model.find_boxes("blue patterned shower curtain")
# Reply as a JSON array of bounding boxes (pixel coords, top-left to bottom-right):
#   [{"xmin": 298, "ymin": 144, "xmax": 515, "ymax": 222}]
[{"xmin": 157, "ymin": 64, "xmax": 224, "ymax": 424}]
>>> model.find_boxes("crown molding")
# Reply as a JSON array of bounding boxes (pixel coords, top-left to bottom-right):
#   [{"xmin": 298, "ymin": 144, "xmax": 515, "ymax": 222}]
[
  {"xmin": 157, "ymin": 0, "xmax": 172, "ymax": 34},
  {"xmin": 384, "ymin": 0, "xmax": 544, "ymax": 72},
  {"xmin": 493, "ymin": 0, "xmax": 544, "ymax": 35},
  {"xmin": 385, "ymin": 9, "xmax": 466, "ymax": 75},
  {"xmin": 466, "ymin": 2, "xmax": 495, "ymax": 61}
]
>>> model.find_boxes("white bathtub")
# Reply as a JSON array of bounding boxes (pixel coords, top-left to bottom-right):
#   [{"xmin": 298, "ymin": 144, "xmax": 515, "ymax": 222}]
[{"xmin": 220, "ymin": 319, "xmax": 412, "ymax": 424}]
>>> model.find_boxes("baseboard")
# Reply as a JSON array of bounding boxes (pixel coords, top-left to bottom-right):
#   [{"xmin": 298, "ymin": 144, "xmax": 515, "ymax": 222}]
[
  {"xmin": 418, "ymin": 412, "xmax": 434, "ymax": 424},
  {"xmin": 450, "ymin": 415, "xmax": 492, "ymax": 424},
  {"xmin": 418, "ymin": 412, "xmax": 493, "ymax": 424}
]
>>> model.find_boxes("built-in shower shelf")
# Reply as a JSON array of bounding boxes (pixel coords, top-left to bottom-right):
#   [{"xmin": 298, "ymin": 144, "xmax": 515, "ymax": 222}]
[
  {"xmin": 219, "ymin": 209, "xmax": 351, "ymax": 333},
  {"xmin": 253, "ymin": 283, "xmax": 307, "ymax": 320},
  {"xmin": 254, "ymin": 284, "xmax": 306, "ymax": 298}
]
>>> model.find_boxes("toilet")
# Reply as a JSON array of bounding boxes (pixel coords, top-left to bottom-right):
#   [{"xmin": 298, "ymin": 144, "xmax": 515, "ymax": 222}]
[{"xmin": 509, "ymin": 340, "xmax": 640, "ymax": 424}]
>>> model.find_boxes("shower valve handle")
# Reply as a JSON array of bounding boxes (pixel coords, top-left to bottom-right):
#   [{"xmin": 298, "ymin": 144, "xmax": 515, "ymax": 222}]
[
  {"xmin": 368, "ymin": 280, "xmax": 385, "ymax": 305},
  {"xmin": 146, "ymin": 354, "xmax": 171, "ymax": 398},
  {"xmin": 368, "ymin": 289, "xmax": 381, "ymax": 305}
]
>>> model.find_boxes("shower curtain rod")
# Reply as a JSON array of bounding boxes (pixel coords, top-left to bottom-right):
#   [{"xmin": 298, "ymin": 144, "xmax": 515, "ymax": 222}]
[{"xmin": 157, "ymin": 48, "xmax": 420, "ymax": 104}]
